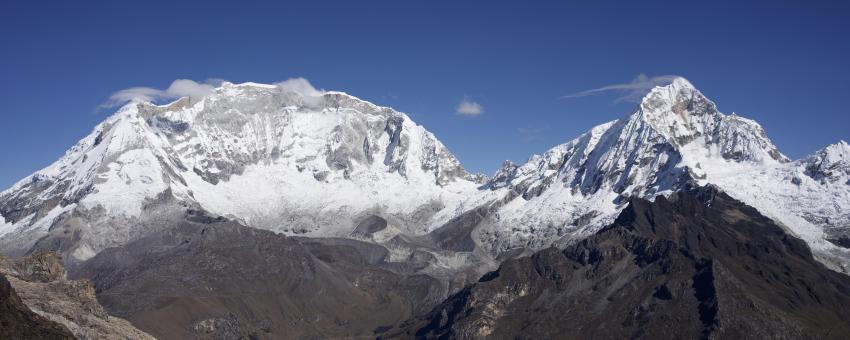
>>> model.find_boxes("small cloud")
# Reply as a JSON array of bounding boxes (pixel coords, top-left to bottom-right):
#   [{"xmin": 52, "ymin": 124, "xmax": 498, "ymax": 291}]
[
  {"xmin": 561, "ymin": 74, "xmax": 681, "ymax": 103},
  {"xmin": 456, "ymin": 98, "xmax": 484, "ymax": 116},
  {"xmin": 275, "ymin": 77, "xmax": 324, "ymax": 97},
  {"xmin": 101, "ymin": 78, "xmax": 221, "ymax": 108}
]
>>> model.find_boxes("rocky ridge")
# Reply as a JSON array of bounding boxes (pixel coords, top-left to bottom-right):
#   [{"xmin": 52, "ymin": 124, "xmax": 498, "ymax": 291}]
[
  {"xmin": 0, "ymin": 274, "xmax": 74, "ymax": 340},
  {"xmin": 0, "ymin": 251, "xmax": 153, "ymax": 339},
  {"xmin": 391, "ymin": 186, "xmax": 850, "ymax": 339}
]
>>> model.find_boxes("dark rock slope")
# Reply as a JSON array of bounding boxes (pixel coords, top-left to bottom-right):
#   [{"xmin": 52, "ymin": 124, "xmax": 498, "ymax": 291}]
[
  {"xmin": 390, "ymin": 186, "xmax": 850, "ymax": 340},
  {"xmin": 74, "ymin": 210, "xmax": 452, "ymax": 340}
]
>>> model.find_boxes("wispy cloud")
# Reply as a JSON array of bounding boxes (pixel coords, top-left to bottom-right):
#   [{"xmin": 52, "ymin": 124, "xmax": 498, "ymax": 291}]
[
  {"xmin": 275, "ymin": 77, "xmax": 325, "ymax": 97},
  {"xmin": 517, "ymin": 126, "xmax": 547, "ymax": 142},
  {"xmin": 456, "ymin": 98, "xmax": 484, "ymax": 116},
  {"xmin": 561, "ymin": 74, "xmax": 680, "ymax": 103},
  {"xmin": 101, "ymin": 79, "xmax": 222, "ymax": 108}
]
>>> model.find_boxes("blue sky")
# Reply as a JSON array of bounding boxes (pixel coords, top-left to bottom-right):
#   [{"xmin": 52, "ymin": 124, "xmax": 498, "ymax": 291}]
[{"xmin": 1, "ymin": 1, "xmax": 849, "ymax": 188}]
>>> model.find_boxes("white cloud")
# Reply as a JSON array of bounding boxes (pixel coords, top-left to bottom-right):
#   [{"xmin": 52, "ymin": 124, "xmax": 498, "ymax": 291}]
[
  {"xmin": 275, "ymin": 77, "xmax": 324, "ymax": 97},
  {"xmin": 456, "ymin": 98, "xmax": 484, "ymax": 116},
  {"xmin": 165, "ymin": 79, "xmax": 217, "ymax": 98},
  {"xmin": 561, "ymin": 74, "xmax": 681, "ymax": 103},
  {"xmin": 102, "ymin": 78, "xmax": 221, "ymax": 108},
  {"xmin": 101, "ymin": 77, "xmax": 328, "ymax": 109}
]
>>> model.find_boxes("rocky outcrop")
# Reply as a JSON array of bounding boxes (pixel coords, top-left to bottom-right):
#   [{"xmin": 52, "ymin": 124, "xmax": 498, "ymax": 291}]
[
  {"xmin": 391, "ymin": 186, "xmax": 850, "ymax": 339},
  {"xmin": 9, "ymin": 250, "xmax": 66, "ymax": 282},
  {"xmin": 0, "ymin": 274, "xmax": 74, "ymax": 340},
  {"xmin": 0, "ymin": 251, "xmax": 154, "ymax": 340}
]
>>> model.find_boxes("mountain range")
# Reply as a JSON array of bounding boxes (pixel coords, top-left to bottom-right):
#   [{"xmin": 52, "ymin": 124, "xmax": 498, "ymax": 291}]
[{"xmin": 1, "ymin": 77, "xmax": 849, "ymax": 339}]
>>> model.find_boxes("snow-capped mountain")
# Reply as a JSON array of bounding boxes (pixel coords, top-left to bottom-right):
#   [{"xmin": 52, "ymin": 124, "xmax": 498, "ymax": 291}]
[
  {"xmin": 475, "ymin": 78, "xmax": 849, "ymax": 272},
  {"xmin": 0, "ymin": 77, "xmax": 847, "ymax": 273},
  {"xmin": 0, "ymin": 82, "xmax": 479, "ymax": 262}
]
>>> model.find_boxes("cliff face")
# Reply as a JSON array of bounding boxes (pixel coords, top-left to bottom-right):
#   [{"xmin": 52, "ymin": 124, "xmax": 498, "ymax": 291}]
[
  {"xmin": 0, "ymin": 251, "xmax": 153, "ymax": 340},
  {"xmin": 391, "ymin": 186, "xmax": 850, "ymax": 340}
]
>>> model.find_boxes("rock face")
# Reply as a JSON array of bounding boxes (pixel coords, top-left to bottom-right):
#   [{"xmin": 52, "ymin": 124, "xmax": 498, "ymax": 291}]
[
  {"xmin": 393, "ymin": 186, "xmax": 850, "ymax": 339},
  {"xmin": 0, "ymin": 274, "xmax": 74, "ymax": 340},
  {"xmin": 74, "ymin": 210, "xmax": 485, "ymax": 340},
  {"xmin": 8, "ymin": 249, "xmax": 67, "ymax": 282},
  {"xmin": 0, "ymin": 251, "xmax": 154, "ymax": 340}
]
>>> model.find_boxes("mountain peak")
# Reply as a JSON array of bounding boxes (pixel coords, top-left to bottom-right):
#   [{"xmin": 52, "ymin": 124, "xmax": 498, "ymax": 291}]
[
  {"xmin": 628, "ymin": 77, "xmax": 787, "ymax": 163},
  {"xmin": 810, "ymin": 140, "xmax": 850, "ymax": 161},
  {"xmin": 669, "ymin": 76, "xmax": 695, "ymax": 88},
  {"xmin": 804, "ymin": 140, "xmax": 850, "ymax": 184},
  {"xmin": 640, "ymin": 76, "xmax": 697, "ymax": 103},
  {"xmin": 639, "ymin": 76, "xmax": 705, "ymax": 112},
  {"xmin": 633, "ymin": 77, "xmax": 721, "ymax": 148}
]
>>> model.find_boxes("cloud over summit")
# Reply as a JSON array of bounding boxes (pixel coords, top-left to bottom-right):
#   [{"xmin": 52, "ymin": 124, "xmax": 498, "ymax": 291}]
[
  {"xmin": 562, "ymin": 74, "xmax": 681, "ymax": 103},
  {"xmin": 275, "ymin": 77, "xmax": 324, "ymax": 97},
  {"xmin": 102, "ymin": 77, "xmax": 328, "ymax": 109},
  {"xmin": 102, "ymin": 79, "xmax": 220, "ymax": 108}
]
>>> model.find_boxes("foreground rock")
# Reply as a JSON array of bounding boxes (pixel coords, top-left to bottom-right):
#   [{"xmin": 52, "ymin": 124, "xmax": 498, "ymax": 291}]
[
  {"xmin": 0, "ymin": 274, "xmax": 74, "ymax": 339},
  {"xmin": 0, "ymin": 251, "xmax": 153, "ymax": 340},
  {"xmin": 391, "ymin": 186, "xmax": 850, "ymax": 339}
]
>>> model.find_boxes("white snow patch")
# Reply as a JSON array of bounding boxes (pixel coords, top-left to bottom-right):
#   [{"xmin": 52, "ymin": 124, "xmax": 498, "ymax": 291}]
[{"xmin": 0, "ymin": 214, "xmax": 15, "ymax": 238}]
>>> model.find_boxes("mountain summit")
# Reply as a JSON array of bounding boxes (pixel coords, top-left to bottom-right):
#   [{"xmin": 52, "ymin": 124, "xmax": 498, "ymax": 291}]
[{"xmin": 640, "ymin": 77, "xmax": 786, "ymax": 163}]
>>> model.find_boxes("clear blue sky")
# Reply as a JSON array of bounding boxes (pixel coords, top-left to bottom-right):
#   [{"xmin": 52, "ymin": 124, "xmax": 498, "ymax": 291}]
[{"xmin": 2, "ymin": 1, "xmax": 849, "ymax": 189}]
